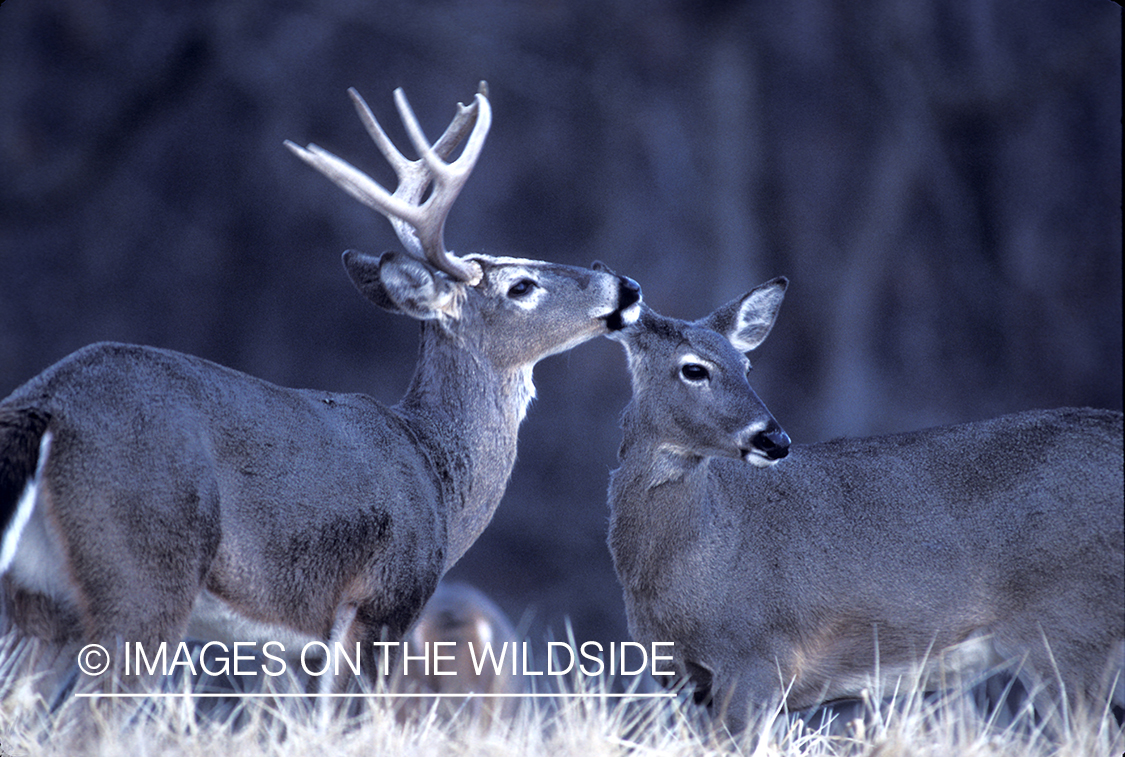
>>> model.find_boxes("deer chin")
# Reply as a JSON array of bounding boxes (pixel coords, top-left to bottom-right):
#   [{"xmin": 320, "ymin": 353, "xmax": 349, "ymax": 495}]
[
  {"xmin": 620, "ymin": 300, "xmax": 642, "ymax": 327},
  {"xmin": 603, "ymin": 302, "xmax": 640, "ymax": 332},
  {"xmin": 741, "ymin": 448, "xmax": 783, "ymax": 467}
]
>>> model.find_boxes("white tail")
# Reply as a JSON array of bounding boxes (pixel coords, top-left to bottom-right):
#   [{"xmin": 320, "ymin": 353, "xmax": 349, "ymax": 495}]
[
  {"xmin": 605, "ymin": 282, "xmax": 1123, "ymax": 732},
  {"xmin": 0, "ymin": 84, "xmax": 641, "ymax": 700}
]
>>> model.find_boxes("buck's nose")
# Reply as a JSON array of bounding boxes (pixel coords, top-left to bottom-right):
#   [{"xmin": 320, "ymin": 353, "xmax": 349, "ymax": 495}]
[
  {"xmin": 618, "ymin": 275, "xmax": 641, "ymax": 309},
  {"xmin": 592, "ymin": 261, "xmax": 642, "ymax": 308},
  {"xmin": 751, "ymin": 423, "xmax": 790, "ymax": 460}
]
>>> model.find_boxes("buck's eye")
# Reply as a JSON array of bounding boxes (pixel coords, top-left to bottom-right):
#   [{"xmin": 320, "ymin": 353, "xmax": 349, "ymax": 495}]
[
  {"xmin": 507, "ymin": 279, "xmax": 537, "ymax": 298},
  {"xmin": 681, "ymin": 363, "xmax": 710, "ymax": 382}
]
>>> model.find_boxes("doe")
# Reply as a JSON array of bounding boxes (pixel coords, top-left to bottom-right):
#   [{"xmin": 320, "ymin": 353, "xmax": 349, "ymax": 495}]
[{"xmin": 605, "ymin": 279, "xmax": 1123, "ymax": 732}]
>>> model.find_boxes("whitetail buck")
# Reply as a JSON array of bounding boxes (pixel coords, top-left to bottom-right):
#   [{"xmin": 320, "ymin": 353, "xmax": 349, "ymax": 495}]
[
  {"xmin": 0, "ymin": 83, "xmax": 641, "ymax": 699},
  {"xmin": 605, "ymin": 279, "xmax": 1123, "ymax": 733}
]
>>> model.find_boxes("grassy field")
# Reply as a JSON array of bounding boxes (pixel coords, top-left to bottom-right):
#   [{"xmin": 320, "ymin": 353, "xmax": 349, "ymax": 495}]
[{"xmin": 2, "ymin": 643, "xmax": 1121, "ymax": 757}]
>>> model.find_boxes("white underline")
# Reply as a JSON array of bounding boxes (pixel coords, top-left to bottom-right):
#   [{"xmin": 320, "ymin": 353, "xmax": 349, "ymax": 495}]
[{"xmin": 75, "ymin": 691, "xmax": 677, "ymax": 699}]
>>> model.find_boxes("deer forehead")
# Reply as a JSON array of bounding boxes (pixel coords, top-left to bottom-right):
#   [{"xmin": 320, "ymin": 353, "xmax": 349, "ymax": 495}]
[
  {"xmin": 477, "ymin": 261, "xmax": 543, "ymax": 287},
  {"xmin": 464, "ymin": 260, "xmax": 550, "ymax": 312},
  {"xmin": 467, "ymin": 255, "xmax": 597, "ymax": 286},
  {"xmin": 680, "ymin": 329, "xmax": 751, "ymax": 370},
  {"xmin": 466, "ymin": 256, "xmax": 622, "ymax": 321},
  {"xmin": 677, "ymin": 350, "xmax": 751, "ymax": 375}
]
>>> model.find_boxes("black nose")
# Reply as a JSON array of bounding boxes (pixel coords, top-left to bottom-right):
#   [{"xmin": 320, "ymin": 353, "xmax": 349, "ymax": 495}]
[
  {"xmin": 618, "ymin": 276, "xmax": 641, "ymax": 309},
  {"xmin": 593, "ymin": 261, "xmax": 642, "ymax": 309},
  {"xmin": 752, "ymin": 424, "xmax": 790, "ymax": 460}
]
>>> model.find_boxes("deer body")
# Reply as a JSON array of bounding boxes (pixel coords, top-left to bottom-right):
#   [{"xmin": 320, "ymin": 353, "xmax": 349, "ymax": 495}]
[
  {"xmin": 607, "ymin": 282, "xmax": 1124, "ymax": 731},
  {"xmin": 0, "ymin": 85, "xmax": 641, "ymax": 695},
  {"xmin": 2, "ymin": 328, "xmax": 499, "ymax": 647},
  {"xmin": 395, "ymin": 581, "xmax": 525, "ymax": 723}
]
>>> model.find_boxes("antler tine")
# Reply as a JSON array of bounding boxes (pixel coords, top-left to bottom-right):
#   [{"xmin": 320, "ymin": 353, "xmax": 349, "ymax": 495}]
[
  {"xmin": 284, "ymin": 84, "xmax": 490, "ymax": 284},
  {"xmin": 344, "ymin": 88, "xmax": 433, "ymax": 263},
  {"xmin": 347, "ymin": 87, "xmax": 483, "ymax": 272},
  {"xmin": 283, "ymin": 140, "xmax": 418, "ymax": 233},
  {"xmin": 392, "ymin": 86, "xmax": 491, "ymax": 283},
  {"xmin": 417, "ymin": 82, "xmax": 487, "ymax": 162}
]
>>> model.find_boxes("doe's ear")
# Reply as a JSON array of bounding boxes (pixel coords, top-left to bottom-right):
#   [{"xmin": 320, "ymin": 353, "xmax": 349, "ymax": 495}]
[
  {"xmin": 343, "ymin": 250, "xmax": 458, "ymax": 320},
  {"xmin": 699, "ymin": 276, "xmax": 788, "ymax": 352}
]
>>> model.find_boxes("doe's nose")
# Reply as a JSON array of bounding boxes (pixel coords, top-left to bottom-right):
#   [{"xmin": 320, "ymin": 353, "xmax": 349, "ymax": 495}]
[{"xmin": 752, "ymin": 423, "xmax": 790, "ymax": 460}]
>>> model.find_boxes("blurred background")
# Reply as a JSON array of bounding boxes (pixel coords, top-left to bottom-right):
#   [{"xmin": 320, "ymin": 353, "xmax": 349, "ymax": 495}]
[{"xmin": 1, "ymin": 0, "xmax": 1120, "ymax": 651}]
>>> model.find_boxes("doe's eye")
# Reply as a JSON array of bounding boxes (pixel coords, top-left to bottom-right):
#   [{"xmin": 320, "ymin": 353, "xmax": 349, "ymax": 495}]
[
  {"xmin": 508, "ymin": 279, "xmax": 537, "ymax": 298},
  {"xmin": 681, "ymin": 363, "xmax": 710, "ymax": 382}
]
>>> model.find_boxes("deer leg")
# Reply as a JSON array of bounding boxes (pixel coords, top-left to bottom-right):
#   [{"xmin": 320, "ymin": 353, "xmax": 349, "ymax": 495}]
[
  {"xmin": 50, "ymin": 478, "xmax": 220, "ymax": 693},
  {"xmin": 317, "ymin": 601, "xmax": 359, "ymax": 696}
]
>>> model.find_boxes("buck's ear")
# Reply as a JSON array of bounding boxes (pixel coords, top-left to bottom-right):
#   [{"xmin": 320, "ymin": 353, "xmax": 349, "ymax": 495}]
[
  {"xmin": 699, "ymin": 276, "xmax": 788, "ymax": 352},
  {"xmin": 343, "ymin": 250, "xmax": 400, "ymax": 313},
  {"xmin": 343, "ymin": 250, "xmax": 457, "ymax": 320}
]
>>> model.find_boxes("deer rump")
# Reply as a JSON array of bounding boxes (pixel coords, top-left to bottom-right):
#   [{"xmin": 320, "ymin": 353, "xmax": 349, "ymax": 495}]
[{"xmin": 1, "ymin": 344, "xmax": 444, "ymax": 651}]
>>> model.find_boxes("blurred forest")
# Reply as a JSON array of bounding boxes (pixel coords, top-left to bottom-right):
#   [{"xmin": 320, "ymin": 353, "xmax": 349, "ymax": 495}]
[{"xmin": 1, "ymin": 0, "xmax": 1120, "ymax": 650}]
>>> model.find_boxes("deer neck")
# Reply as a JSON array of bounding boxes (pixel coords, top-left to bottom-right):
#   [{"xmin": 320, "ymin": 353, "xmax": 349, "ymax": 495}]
[
  {"xmin": 616, "ymin": 404, "xmax": 710, "ymax": 490},
  {"xmin": 397, "ymin": 322, "xmax": 532, "ymax": 570},
  {"xmin": 609, "ymin": 407, "xmax": 713, "ymax": 592}
]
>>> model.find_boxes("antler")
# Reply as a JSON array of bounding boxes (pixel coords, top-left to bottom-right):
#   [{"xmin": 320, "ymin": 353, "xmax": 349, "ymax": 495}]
[{"xmin": 285, "ymin": 83, "xmax": 491, "ymax": 284}]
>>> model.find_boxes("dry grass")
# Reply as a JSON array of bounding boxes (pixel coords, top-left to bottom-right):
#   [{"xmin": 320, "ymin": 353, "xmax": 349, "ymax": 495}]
[{"xmin": 1, "ymin": 637, "xmax": 1121, "ymax": 757}]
